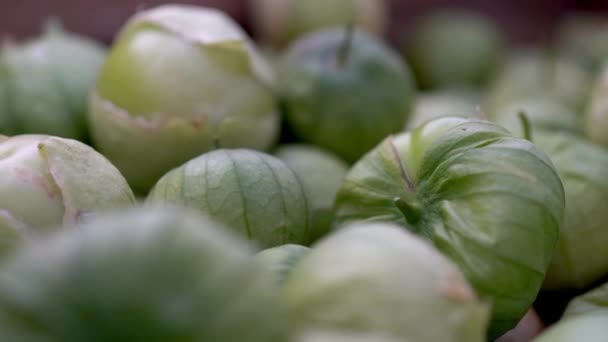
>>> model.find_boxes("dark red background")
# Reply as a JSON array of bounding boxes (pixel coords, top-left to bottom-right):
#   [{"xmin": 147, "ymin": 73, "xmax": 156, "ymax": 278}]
[{"xmin": 1, "ymin": 0, "xmax": 607, "ymax": 45}]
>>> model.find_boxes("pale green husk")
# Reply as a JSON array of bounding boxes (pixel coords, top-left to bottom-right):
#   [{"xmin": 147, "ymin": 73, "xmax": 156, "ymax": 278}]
[
  {"xmin": 282, "ymin": 222, "xmax": 490, "ymax": 342},
  {"xmin": 333, "ymin": 117, "xmax": 565, "ymax": 338},
  {"xmin": 0, "ymin": 206, "xmax": 285, "ymax": 341},
  {"xmin": 147, "ymin": 149, "xmax": 311, "ymax": 248}
]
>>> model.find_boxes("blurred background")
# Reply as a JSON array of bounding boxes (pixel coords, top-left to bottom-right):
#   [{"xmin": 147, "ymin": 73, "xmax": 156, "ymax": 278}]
[{"xmin": 1, "ymin": 0, "xmax": 608, "ymax": 44}]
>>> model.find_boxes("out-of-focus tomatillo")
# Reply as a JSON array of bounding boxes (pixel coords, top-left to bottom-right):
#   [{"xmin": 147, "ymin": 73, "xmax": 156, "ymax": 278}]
[
  {"xmin": 0, "ymin": 20, "xmax": 106, "ymax": 140},
  {"xmin": 585, "ymin": 67, "xmax": 608, "ymax": 148},
  {"xmin": 281, "ymin": 222, "xmax": 490, "ymax": 342},
  {"xmin": 0, "ymin": 206, "xmax": 286, "ymax": 342},
  {"xmin": 147, "ymin": 149, "xmax": 311, "ymax": 248},
  {"xmin": 486, "ymin": 49, "xmax": 592, "ymax": 113},
  {"xmin": 279, "ymin": 28, "xmax": 415, "ymax": 163},
  {"xmin": 405, "ymin": 90, "xmax": 480, "ymax": 130},
  {"xmin": 403, "ymin": 10, "xmax": 504, "ymax": 90},
  {"xmin": 534, "ymin": 132, "xmax": 608, "ymax": 290},
  {"xmin": 333, "ymin": 117, "xmax": 565, "ymax": 338},
  {"xmin": 251, "ymin": 0, "xmax": 387, "ymax": 48},
  {"xmin": 89, "ymin": 5, "xmax": 279, "ymax": 193},
  {"xmin": 0, "ymin": 134, "xmax": 135, "ymax": 258},
  {"xmin": 275, "ymin": 144, "xmax": 348, "ymax": 242},
  {"xmin": 253, "ymin": 244, "xmax": 310, "ymax": 285}
]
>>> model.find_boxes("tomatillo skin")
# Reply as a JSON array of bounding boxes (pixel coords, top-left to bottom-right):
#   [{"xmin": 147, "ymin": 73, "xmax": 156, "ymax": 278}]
[
  {"xmin": 0, "ymin": 134, "xmax": 135, "ymax": 257},
  {"xmin": 333, "ymin": 117, "xmax": 565, "ymax": 338},
  {"xmin": 535, "ymin": 133, "xmax": 608, "ymax": 290},
  {"xmin": 253, "ymin": 244, "xmax": 310, "ymax": 285},
  {"xmin": 585, "ymin": 67, "xmax": 608, "ymax": 148},
  {"xmin": 147, "ymin": 149, "xmax": 311, "ymax": 248},
  {"xmin": 0, "ymin": 206, "xmax": 286, "ymax": 342},
  {"xmin": 279, "ymin": 28, "xmax": 415, "ymax": 163},
  {"xmin": 486, "ymin": 49, "xmax": 592, "ymax": 114},
  {"xmin": 403, "ymin": 10, "xmax": 504, "ymax": 90},
  {"xmin": 532, "ymin": 314, "xmax": 608, "ymax": 342},
  {"xmin": 275, "ymin": 144, "xmax": 348, "ymax": 243},
  {"xmin": 0, "ymin": 20, "xmax": 106, "ymax": 140},
  {"xmin": 89, "ymin": 5, "xmax": 279, "ymax": 193},
  {"xmin": 282, "ymin": 222, "xmax": 490, "ymax": 342},
  {"xmin": 251, "ymin": 0, "xmax": 387, "ymax": 48}
]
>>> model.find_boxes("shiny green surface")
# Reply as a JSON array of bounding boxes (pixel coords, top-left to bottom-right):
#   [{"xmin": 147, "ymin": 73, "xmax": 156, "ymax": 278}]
[
  {"xmin": 334, "ymin": 117, "xmax": 565, "ymax": 338},
  {"xmin": 279, "ymin": 29, "xmax": 415, "ymax": 163}
]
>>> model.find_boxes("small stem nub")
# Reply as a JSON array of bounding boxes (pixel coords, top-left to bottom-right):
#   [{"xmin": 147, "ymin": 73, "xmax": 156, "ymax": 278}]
[
  {"xmin": 518, "ymin": 111, "xmax": 533, "ymax": 142},
  {"xmin": 337, "ymin": 24, "xmax": 355, "ymax": 68},
  {"xmin": 213, "ymin": 137, "xmax": 221, "ymax": 150},
  {"xmin": 394, "ymin": 197, "xmax": 422, "ymax": 225}
]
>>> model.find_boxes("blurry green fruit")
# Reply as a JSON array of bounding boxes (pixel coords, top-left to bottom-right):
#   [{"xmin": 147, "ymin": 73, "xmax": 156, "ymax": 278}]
[
  {"xmin": 333, "ymin": 117, "xmax": 565, "ymax": 337},
  {"xmin": 282, "ymin": 222, "xmax": 489, "ymax": 342},
  {"xmin": 275, "ymin": 144, "xmax": 348, "ymax": 242},
  {"xmin": 585, "ymin": 67, "xmax": 608, "ymax": 148},
  {"xmin": 405, "ymin": 90, "xmax": 480, "ymax": 130},
  {"xmin": 251, "ymin": 0, "xmax": 387, "ymax": 48},
  {"xmin": 89, "ymin": 5, "xmax": 279, "ymax": 193},
  {"xmin": 254, "ymin": 244, "xmax": 310, "ymax": 285},
  {"xmin": 532, "ymin": 313, "xmax": 608, "ymax": 342},
  {"xmin": 0, "ymin": 206, "xmax": 285, "ymax": 341},
  {"xmin": 147, "ymin": 149, "xmax": 311, "ymax": 248},
  {"xmin": 486, "ymin": 50, "xmax": 592, "ymax": 112},
  {"xmin": 279, "ymin": 28, "xmax": 415, "ymax": 163},
  {"xmin": 557, "ymin": 13, "xmax": 608, "ymax": 71},
  {"xmin": 0, "ymin": 20, "xmax": 106, "ymax": 140},
  {"xmin": 0, "ymin": 134, "xmax": 135, "ymax": 257},
  {"xmin": 404, "ymin": 10, "xmax": 504, "ymax": 89},
  {"xmin": 489, "ymin": 97, "xmax": 582, "ymax": 138},
  {"xmin": 535, "ymin": 133, "xmax": 608, "ymax": 290}
]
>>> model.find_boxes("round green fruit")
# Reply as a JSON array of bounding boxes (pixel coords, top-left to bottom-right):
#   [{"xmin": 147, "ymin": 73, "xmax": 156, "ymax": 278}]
[
  {"xmin": 275, "ymin": 144, "xmax": 348, "ymax": 242},
  {"xmin": 535, "ymin": 133, "xmax": 608, "ymax": 290},
  {"xmin": 251, "ymin": 0, "xmax": 387, "ymax": 48},
  {"xmin": 282, "ymin": 222, "xmax": 489, "ymax": 342},
  {"xmin": 254, "ymin": 244, "xmax": 310, "ymax": 285},
  {"xmin": 0, "ymin": 20, "xmax": 106, "ymax": 140},
  {"xmin": 489, "ymin": 97, "xmax": 582, "ymax": 138},
  {"xmin": 333, "ymin": 117, "xmax": 565, "ymax": 338},
  {"xmin": 405, "ymin": 90, "xmax": 480, "ymax": 130},
  {"xmin": 0, "ymin": 134, "xmax": 135, "ymax": 257},
  {"xmin": 403, "ymin": 10, "xmax": 504, "ymax": 89},
  {"xmin": 0, "ymin": 206, "xmax": 285, "ymax": 342},
  {"xmin": 89, "ymin": 5, "xmax": 279, "ymax": 193},
  {"xmin": 585, "ymin": 67, "xmax": 608, "ymax": 148},
  {"xmin": 279, "ymin": 28, "xmax": 415, "ymax": 163},
  {"xmin": 147, "ymin": 149, "xmax": 311, "ymax": 248},
  {"xmin": 486, "ymin": 49, "xmax": 592, "ymax": 113}
]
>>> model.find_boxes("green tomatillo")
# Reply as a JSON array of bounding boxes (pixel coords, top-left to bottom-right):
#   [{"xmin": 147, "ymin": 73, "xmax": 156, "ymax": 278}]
[
  {"xmin": 89, "ymin": 5, "xmax": 279, "ymax": 193},
  {"xmin": 533, "ymin": 133, "xmax": 608, "ymax": 290},
  {"xmin": 0, "ymin": 134, "xmax": 135, "ymax": 257},
  {"xmin": 585, "ymin": 67, "xmax": 608, "ymax": 148},
  {"xmin": 253, "ymin": 244, "xmax": 310, "ymax": 286},
  {"xmin": 405, "ymin": 89, "xmax": 480, "ymax": 130},
  {"xmin": 0, "ymin": 20, "xmax": 106, "ymax": 140},
  {"xmin": 275, "ymin": 144, "xmax": 348, "ymax": 242},
  {"xmin": 279, "ymin": 28, "xmax": 415, "ymax": 163},
  {"xmin": 403, "ymin": 10, "xmax": 504, "ymax": 90},
  {"xmin": 251, "ymin": 0, "xmax": 387, "ymax": 48},
  {"xmin": 333, "ymin": 117, "xmax": 565, "ymax": 338},
  {"xmin": 486, "ymin": 49, "xmax": 592, "ymax": 114},
  {"xmin": 147, "ymin": 149, "xmax": 311, "ymax": 248},
  {"xmin": 0, "ymin": 206, "xmax": 286, "ymax": 342},
  {"xmin": 282, "ymin": 222, "xmax": 490, "ymax": 342}
]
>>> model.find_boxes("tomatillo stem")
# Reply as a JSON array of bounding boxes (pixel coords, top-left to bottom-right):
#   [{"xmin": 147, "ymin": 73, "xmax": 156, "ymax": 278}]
[{"xmin": 394, "ymin": 196, "xmax": 423, "ymax": 224}]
